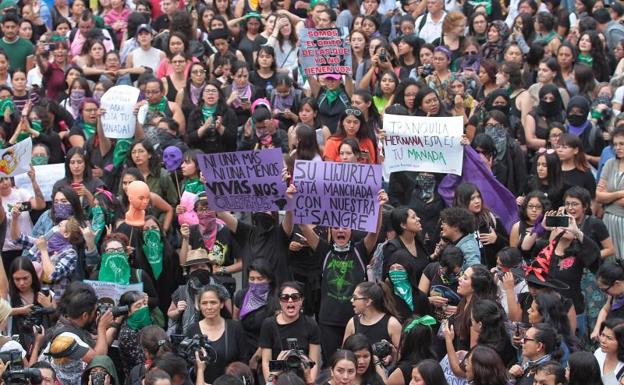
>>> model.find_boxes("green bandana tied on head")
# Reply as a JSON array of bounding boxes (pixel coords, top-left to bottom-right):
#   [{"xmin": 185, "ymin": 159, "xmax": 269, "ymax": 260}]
[
  {"xmin": 126, "ymin": 306, "xmax": 152, "ymax": 330},
  {"xmin": 149, "ymin": 97, "xmax": 168, "ymax": 113},
  {"xmin": 325, "ymin": 89, "xmax": 341, "ymax": 105},
  {"xmin": 184, "ymin": 178, "xmax": 204, "ymax": 194},
  {"xmin": 578, "ymin": 53, "xmax": 593, "ymax": 66},
  {"xmin": 389, "ymin": 270, "xmax": 414, "ymax": 311},
  {"xmin": 113, "ymin": 139, "xmax": 132, "ymax": 168},
  {"xmin": 91, "ymin": 205, "xmax": 106, "ymax": 245},
  {"xmin": 201, "ymin": 105, "xmax": 217, "ymax": 121},
  {"xmin": 468, "ymin": 0, "xmax": 491, "ymax": 14},
  {"xmin": 403, "ymin": 315, "xmax": 436, "ymax": 333},
  {"xmin": 98, "ymin": 251, "xmax": 131, "ymax": 284},
  {"xmin": 142, "ymin": 229, "xmax": 163, "ymax": 279},
  {"xmin": 83, "ymin": 122, "xmax": 96, "ymax": 140}
]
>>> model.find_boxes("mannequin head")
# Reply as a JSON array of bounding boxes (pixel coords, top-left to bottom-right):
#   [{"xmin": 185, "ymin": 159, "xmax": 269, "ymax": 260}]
[{"xmin": 125, "ymin": 181, "xmax": 150, "ymax": 226}]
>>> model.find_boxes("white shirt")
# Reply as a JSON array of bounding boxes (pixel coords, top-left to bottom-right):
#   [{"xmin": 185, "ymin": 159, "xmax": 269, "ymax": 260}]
[
  {"xmin": 415, "ymin": 11, "xmax": 447, "ymax": 44},
  {"xmin": 498, "ymin": 278, "xmax": 528, "ymax": 315},
  {"xmin": 594, "ymin": 348, "xmax": 624, "ymax": 385},
  {"xmin": 2, "ymin": 188, "xmax": 34, "ymax": 251}
]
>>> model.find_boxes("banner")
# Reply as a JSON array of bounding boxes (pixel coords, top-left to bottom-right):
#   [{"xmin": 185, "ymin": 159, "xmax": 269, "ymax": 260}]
[
  {"xmin": 100, "ymin": 85, "xmax": 141, "ymax": 139},
  {"xmin": 84, "ymin": 280, "xmax": 143, "ymax": 304},
  {"xmin": 0, "ymin": 138, "xmax": 32, "ymax": 177},
  {"xmin": 382, "ymin": 114, "xmax": 464, "ymax": 175},
  {"xmin": 298, "ymin": 27, "xmax": 352, "ymax": 76},
  {"xmin": 292, "ymin": 160, "xmax": 382, "ymax": 232},
  {"xmin": 197, "ymin": 149, "xmax": 289, "ymax": 212},
  {"xmin": 14, "ymin": 163, "xmax": 65, "ymax": 201}
]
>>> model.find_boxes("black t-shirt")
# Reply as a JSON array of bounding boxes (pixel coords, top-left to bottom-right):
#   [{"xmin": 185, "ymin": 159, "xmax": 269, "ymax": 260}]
[
  {"xmin": 423, "ymin": 262, "xmax": 459, "ymax": 293},
  {"xmin": 189, "ymin": 224, "xmax": 239, "ymax": 267},
  {"xmin": 186, "ymin": 320, "xmax": 249, "ymax": 383},
  {"xmin": 235, "ymin": 220, "xmax": 291, "ymax": 288},
  {"xmin": 233, "ymin": 288, "xmax": 276, "ymax": 350},
  {"xmin": 579, "ymin": 216, "xmax": 610, "ymax": 247},
  {"xmin": 561, "ymin": 169, "xmax": 597, "ymax": 198},
  {"xmin": 317, "ymin": 239, "xmax": 370, "ymax": 326},
  {"xmin": 258, "ymin": 316, "xmax": 321, "ymax": 358}
]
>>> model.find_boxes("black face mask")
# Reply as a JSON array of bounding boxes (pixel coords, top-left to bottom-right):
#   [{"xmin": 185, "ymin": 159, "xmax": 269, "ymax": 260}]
[
  {"xmin": 567, "ymin": 113, "xmax": 586, "ymax": 127},
  {"xmin": 489, "ymin": 104, "xmax": 510, "ymax": 115},
  {"xmin": 539, "ymin": 100, "xmax": 559, "ymax": 117},
  {"xmin": 252, "ymin": 212, "xmax": 275, "ymax": 229}
]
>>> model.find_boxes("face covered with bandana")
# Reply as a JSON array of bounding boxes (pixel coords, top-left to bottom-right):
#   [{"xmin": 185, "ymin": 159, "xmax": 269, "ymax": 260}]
[
  {"xmin": 52, "ymin": 191, "xmax": 73, "ymax": 221},
  {"xmin": 414, "ymin": 173, "xmax": 436, "ymax": 201},
  {"xmin": 196, "ymin": 195, "xmax": 219, "ymax": 251},
  {"xmin": 31, "ymin": 146, "xmax": 49, "ymax": 166},
  {"xmin": 483, "ymin": 119, "xmax": 508, "ymax": 162},
  {"xmin": 566, "ymin": 96, "xmax": 591, "ymax": 134},
  {"xmin": 143, "ymin": 218, "xmax": 164, "ymax": 279},
  {"xmin": 537, "ymin": 85, "xmax": 563, "ymax": 119},
  {"xmin": 126, "ymin": 295, "xmax": 152, "ymax": 330},
  {"xmin": 98, "ymin": 240, "xmax": 131, "ymax": 284},
  {"xmin": 388, "ymin": 264, "xmax": 414, "ymax": 311}
]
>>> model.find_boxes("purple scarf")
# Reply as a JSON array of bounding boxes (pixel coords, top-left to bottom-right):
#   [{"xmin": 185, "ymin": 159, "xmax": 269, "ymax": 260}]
[
  {"xmin": 273, "ymin": 89, "xmax": 295, "ymax": 111},
  {"xmin": 47, "ymin": 232, "xmax": 71, "ymax": 256},
  {"xmin": 567, "ymin": 121, "xmax": 590, "ymax": 137},
  {"xmin": 190, "ymin": 83, "xmax": 204, "ymax": 105},
  {"xmin": 232, "ymin": 83, "xmax": 251, "ymax": 108},
  {"xmin": 438, "ymin": 146, "xmax": 519, "ymax": 233},
  {"xmin": 239, "ymin": 282, "xmax": 270, "ymax": 319}
]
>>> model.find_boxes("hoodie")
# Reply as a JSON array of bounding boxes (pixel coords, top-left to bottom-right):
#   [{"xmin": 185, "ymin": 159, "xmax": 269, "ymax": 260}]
[{"xmin": 80, "ymin": 356, "xmax": 120, "ymax": 385}]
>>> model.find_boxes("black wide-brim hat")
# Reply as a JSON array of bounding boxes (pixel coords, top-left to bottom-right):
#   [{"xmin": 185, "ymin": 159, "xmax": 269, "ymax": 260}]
[{"xmin": 511, "ymin": 267, "xmax": 570, "ymax": 290}]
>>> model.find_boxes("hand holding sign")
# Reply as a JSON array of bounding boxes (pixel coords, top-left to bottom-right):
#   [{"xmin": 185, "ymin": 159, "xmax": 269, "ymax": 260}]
[{"xmin": 100, "ymin": 85, "xmax": 141, "ymax": 138}]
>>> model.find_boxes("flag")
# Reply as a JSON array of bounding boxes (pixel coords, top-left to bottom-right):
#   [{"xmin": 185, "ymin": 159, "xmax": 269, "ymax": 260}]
[
  {"xmin": 438, "ymin": 145, "xmax": 519, "ymax": 233},
  {"xmin": 0, "ymin": 138, "xmax": 32, "ymax": 177}
]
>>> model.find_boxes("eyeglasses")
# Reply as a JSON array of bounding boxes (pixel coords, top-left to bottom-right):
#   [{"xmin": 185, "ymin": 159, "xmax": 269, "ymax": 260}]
[
  {"xmin": 345, "ymin": 108, "xmax": 362, "ymax": 116},
  {"xmin": 279, "ymin": 293, "xmax": 303, "ymax": 302},
  {"xmin": 537, "ymin": 147, "xmax": 556, "ymax": 154},
  {"xmin": 104, "ymin": 247, "xmax": 125, "ymax": 254},
  {"xmin": 522, "ymin": 337, "xmax": 536, "ymax": 342},
  {"xmin": 351, "ymin": 296, "xmax": 368, "ymax": 301},
  {"xmin": 192, "ymin": 69, "xmax": 206, "ymax": 74},
  {"xmin": 599, "ymin": 283, "xmax": 614, "ymax": 293},
  {"xmin": 203, "ymin": 88, "xmax": 219, "ymax": 94},
  {"xmin": 527, "ymin": 204, "xmax": 543, "ymax": 210},
  {"xmin": 564, "ymin": 201, "xmax": 581, "ymax": 208}
]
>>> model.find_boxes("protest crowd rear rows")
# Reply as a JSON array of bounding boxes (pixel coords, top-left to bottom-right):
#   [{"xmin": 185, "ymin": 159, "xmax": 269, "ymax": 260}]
[{"xmin": 1, "ymin": 0, "xmax": 624, "ymax": 385}]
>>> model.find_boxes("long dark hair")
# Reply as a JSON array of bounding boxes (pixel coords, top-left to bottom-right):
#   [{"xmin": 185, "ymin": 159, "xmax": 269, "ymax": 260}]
[
  {"xmin": 472, "ymin": 299, "xmax": 510, "ymax": 359},
  {"xmin": 8, "ymin": 257, "xmax": 41, "ymax": 307},
  {"xmin": 293, "ymin": 123, "xmax": 321, "ymax": 161},
  {"xmin": 415, "ymin": 359, "xmax": 448, "ymax": 385},
  {"xmin": 466, "ymin": 345, "xmax": 509, "ymax": 385},
  {"xmin": 567, "ymin": 351, "xmax": 602, "ymax": 385},
  {"xmin": 534, "ymin": 292, "xmax": 577, "ymax": 351},
  {"xmin": 63, "ymin": 146, "xmax": 93, "ymax": 184},
  {"xmin": 398, "ymin": 316, "xmax": 436, "ymax": 364},
  {"xmin": 394, "ymin": 78, "xmax": 422, "ymax": 114},
  {"xmin": 529, "ymin": 152, "xmax": 563, "ymax": 199},
  {"xmin": 51, "ymin": 186, "xmax": 87, "ymax": 224},
  {"xmin": 127, "ymin": 138, "xmax": 162, "ymax": 177},
  {"xmin": 355, "ymin": 281, "xmax": 399, "ymax": 319},
  {"xmin": 453, "ymin": 182, "xmax": 495, "ymax": 229},
  {"xmin": 456, "ymin": 265, "xmax": 498, "ymax": 342},
  {"xmin": 333, "ymin": 108, "xmax": 370, "ymax": 141},
  {"xmin": 558, "ymin": 133, "xmax": 589, "ymax": 172},
  {"xmin": 342, "ymin": 334, "xmax": 384, "ymax": 385},
  {"xmin": 519, "ymin": 191, "xmax": 551, "ymax": 223},
  {"xmin": 182, "ymin": 62, "xmax": 207, "ymax": 111}
]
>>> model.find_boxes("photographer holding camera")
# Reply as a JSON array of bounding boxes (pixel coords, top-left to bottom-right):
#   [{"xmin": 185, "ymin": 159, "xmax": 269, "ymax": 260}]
[{"xmin": 43, "ymin": 282, "xmax": 114, "ymax": 364}]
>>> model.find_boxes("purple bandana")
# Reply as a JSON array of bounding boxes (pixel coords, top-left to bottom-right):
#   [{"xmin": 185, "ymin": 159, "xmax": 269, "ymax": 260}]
[{"xmin": 239, "ymin": 282, "xmax": 270, "ymax": 319}]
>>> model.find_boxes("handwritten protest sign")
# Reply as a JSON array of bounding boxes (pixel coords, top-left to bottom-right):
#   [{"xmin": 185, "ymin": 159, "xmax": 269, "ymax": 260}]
[
  {"xmin": 197, "ymin": 149, "xmax": 289, "ymax": 212},
  {"xmin": 298, "ymin": 27, "xmax": 352, "ymax": 76},
  {"xmin": 382, "ymin": 114, "xmax": 464, "ymax": 175},
  {"xmin": 14, "ymin": 163, "xmax": 65, "ymax": 201},
  {"xmin": 100, "ymin": 85, "xmax": 141, "ymax": 138},
  {"xmin": 292, "ymin": 160, "xmax": 381, "ymax": 232},
  {"xmin": 84, "ymin": 280, "xmax": 143, "ymax": 304},
  {"xmin": 0, "ymin": 138, "xmax": 32, "ymax": 177}
]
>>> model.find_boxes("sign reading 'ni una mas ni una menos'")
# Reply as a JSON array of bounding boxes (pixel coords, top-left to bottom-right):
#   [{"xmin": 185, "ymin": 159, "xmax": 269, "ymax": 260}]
[
  {"xmin": 298, "ymin": 27, "xmax": 352, "ymax": 76},
  {"xmin": 292, "ymin": 160, "xmax": 382, "ymax": 232},
  {"xmin": 382, "ymin": 114, "xmax": 464, "ymax": 176},
  {"xmin": 197, "ymin": 149, "xmax": 290, "ymax": 212}
]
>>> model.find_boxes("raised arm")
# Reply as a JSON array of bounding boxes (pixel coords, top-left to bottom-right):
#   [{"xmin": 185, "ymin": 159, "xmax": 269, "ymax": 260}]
[{"xmin": 363, "ymin": 190, "xmax": 388, "ymax": 253}]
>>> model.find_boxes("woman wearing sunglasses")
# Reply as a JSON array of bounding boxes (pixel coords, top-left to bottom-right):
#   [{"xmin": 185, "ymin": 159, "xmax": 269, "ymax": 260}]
[
  {"xmin": 259, "ymin": 281, "xmax": 321, "ymax": 382},
  {"xmin": 323, "ymin": 108, "xmax": 376, "ymax": 164}
]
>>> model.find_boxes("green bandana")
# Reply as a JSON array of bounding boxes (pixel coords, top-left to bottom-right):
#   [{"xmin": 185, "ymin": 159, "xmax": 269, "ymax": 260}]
[
  {"xmin": 31, "ymin": 155, "xmax": 48, "ymax": 165},
  {"xmin": 403, "ymin": 315, "xmax": 436, "ymax": 333},
  {"xmin": 142, "ymin": 229, "xmax": 163, "ymax": 279},
  {"xmin": 0, "ymin": 98, "xmax": 14, "ymax": 115},
  {"xmin": 149, "ymin": 97, "xmax": 168, "ymax": 113},
  {"xmin": 578, "ymin": 53, "xmax": 593, "ymax": 66},
  {"xmin": 201, "ymin": 105, "xmax": 217, "ymax": 121},
  {"xmin": 83, "ymin": 122, "xmax": 96, "ymax": 140},
  {"xmin": 98, "ymin": 251, "xmax": 131, "ymax": 284},
  {"xmin": 113, "ymin": 139, "xmax": 132, "ymax": 168},
  {"xmin": 184, "ymin": 178, "xmax": 205, "ymax": 194},
  {"xmin": 468, "ymin": 0, "xmax": 491, "ymax": 14},
  {"xmin": 389, "ymin": 270, "xmax": 414, "ymax": 311},
  {"xmin": 126, "ymin": 306, "xmax": 152, "ymax": 330},
  {"xmin": 17, "ymin": 119, "xmax": 42, "ymax": 142},
  {"xmin": 91, "ymin": 205, "xmax": 106, "ymax": 245},
  {"xmin": 325, "ymin": 88, "xmax": 341, "ymax": 105}
]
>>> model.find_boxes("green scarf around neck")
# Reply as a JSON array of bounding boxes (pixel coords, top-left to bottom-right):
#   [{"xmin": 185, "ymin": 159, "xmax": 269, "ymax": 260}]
[
  {"xmin": 389, "ymin": 270, "xmax": 414, "ymax": 311},
  {"xmin": 83, "ymin": 122, "xmax": 96, "ymax": 140},
  {"xmin": 98, "ymin": 251, "xmax": 131, "ymax": 284},
  {"xmin": 578, "ymin": 53, "xmax": 593, "ymax": 66},
  {"xmin": 325, "ymin": 88, "xmax": 342, "ymax": 105},
  {"xmin": 149, "ymin": 97, "xmax": 168, "ymax": 113},
  {"xmin": 184, "ymin": 178, "xmax": 205, "ymax": 194},
  {"xmin": 202, "ymin": 105, "xmax": 217, "ymax": 121}
]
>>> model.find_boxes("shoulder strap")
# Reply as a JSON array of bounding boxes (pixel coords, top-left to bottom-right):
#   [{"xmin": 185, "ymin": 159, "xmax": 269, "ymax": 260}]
[
  {"xmin": 69, "ymin": 28, "xmax": 77, "ymax": 44},
  {"xmin": 417, "ymin": 12, "xmax": 428, "ymax": 35},
  {"xmin": 353, "ymin": 246, "xmax": 368, "ymax": 281},
  {"xmin": 616, "ymin": 364, "xmax": 624, "ymax": 381}
]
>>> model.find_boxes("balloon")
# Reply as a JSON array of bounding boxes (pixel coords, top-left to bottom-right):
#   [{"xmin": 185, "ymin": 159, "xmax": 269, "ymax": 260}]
[
  {"xmin": 163, "ymin": 146, "xmax": 183, "ymax": 172},
  {"xmin": 125, "ymin": 180, "xmax": 150, "ymax": 226}
]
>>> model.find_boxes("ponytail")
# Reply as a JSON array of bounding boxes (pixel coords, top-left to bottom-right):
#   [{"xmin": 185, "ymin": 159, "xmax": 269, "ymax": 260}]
[{"xmin": 357, "ymin": 281, "xmax": 399, "ymax": 319}]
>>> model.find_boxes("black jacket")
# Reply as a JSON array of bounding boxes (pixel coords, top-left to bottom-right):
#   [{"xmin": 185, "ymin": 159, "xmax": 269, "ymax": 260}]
[{"xmin": 185, "ymin": 103, "xmax": 238, "ymax": 154}]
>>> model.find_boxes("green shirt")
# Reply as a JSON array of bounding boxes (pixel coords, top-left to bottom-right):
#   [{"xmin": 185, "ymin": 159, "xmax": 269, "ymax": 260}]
[{"xmin": 0, "ymin": 37, "xmax": 34, "ymax": 72}]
